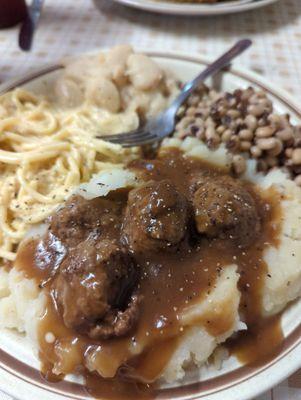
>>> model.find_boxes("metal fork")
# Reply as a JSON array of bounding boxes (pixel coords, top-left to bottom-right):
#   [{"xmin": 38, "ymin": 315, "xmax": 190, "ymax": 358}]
[{"xmin": 97, "ymin": 39, "xmax": 252, "ymax": 147}]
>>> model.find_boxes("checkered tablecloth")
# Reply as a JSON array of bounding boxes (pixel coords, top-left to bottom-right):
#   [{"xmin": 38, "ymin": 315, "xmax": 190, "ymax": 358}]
[{"xmin": 0, "ymin": 0, "xmax": 301, "ymax": 399}]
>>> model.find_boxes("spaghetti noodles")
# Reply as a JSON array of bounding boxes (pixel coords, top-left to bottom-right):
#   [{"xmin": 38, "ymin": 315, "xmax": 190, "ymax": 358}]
[{"xmin": 0, "ymin": 88, "xmax": 139, "ymax": 262}]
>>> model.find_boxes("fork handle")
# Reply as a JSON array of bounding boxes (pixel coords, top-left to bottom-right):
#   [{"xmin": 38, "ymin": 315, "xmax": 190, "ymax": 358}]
[{"xmin": 170, "ymin": 39, "xmax": 252, "ymax": 112}]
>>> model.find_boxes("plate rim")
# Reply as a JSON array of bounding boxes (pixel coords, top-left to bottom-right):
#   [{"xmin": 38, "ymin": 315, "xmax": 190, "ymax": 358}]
[
  {"xmin": 0, "ymin": 49, "xmax": 301, "ymax": 400},
  {"xmin": 106, "ymin": 0, "xmax": 280, "ymax": 16}
]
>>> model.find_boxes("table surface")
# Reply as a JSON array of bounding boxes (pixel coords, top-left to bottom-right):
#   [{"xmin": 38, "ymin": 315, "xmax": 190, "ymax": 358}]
[{"xmin": 0, "ymin": 0, "xmax": 301, "ymax": 399}]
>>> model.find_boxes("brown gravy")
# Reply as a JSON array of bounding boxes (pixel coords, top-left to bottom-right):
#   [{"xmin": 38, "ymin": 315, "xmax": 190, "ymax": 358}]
[{"xmin": 14, "ymin": 148, "xmax": 283, "ymax": 399}]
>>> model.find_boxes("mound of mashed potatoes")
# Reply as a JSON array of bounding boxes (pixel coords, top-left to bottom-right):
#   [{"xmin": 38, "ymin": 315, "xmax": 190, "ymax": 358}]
[{"xmin": 1, "ymin": 137, "xmax": 301, "ymax": 384}]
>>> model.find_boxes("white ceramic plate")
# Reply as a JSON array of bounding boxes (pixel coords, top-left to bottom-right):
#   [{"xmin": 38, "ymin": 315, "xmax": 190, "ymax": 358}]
[
  {"xmin": 0, "ymin": 51, "xmax": 301, "ymax": 400},
  {"xmin": 107, "ymin": 0, "xmax": 279, "ymax": 16}
]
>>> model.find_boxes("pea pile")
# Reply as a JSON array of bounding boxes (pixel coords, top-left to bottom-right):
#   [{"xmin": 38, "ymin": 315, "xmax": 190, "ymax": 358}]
[{"xmin": 175, "ymin": 84, "xmax": 301, "ymax": 185}]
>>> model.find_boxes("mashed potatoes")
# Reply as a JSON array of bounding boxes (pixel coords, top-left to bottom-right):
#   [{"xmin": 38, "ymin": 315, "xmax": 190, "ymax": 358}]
[
  {"xmin": 1, "ymin": 137, "xmax": 301, "ymax": 384},
  {"xmin": 164, "ymin": 137, "xmax": 301, "ymax": 319}
]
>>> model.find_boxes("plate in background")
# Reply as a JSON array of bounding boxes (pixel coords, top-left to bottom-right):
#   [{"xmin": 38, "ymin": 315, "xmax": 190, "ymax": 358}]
[{"xmin": 107, "ymin": 0, "xmax": 280, "ymax": 16}]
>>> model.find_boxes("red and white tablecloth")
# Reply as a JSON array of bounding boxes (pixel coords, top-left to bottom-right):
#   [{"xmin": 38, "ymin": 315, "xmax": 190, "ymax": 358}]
[{"xmin": 1, "ymin": 0, "xmax": 301, "ymax": 398}]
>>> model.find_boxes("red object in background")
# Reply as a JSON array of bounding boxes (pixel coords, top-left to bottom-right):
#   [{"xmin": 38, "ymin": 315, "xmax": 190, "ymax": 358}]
[{"xmin": 0, "ymin": 0, "xmax": 27, "ymax": 28}]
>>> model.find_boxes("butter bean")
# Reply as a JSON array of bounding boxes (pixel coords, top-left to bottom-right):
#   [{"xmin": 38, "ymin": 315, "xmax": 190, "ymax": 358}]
[
  {"xmin": 86, "ymin": 78, "xmax": 120, "ymax": 113},
  {"xmin": 127, "ymin": 54, "xmax": 163, "ymax": 90},
  {"xmin": 55, "ymin": 78, "xmax": 84, "ymax": 108}
]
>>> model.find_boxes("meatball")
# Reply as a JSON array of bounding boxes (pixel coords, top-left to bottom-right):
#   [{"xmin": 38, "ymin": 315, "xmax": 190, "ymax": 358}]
[
  {"xmin": 52, "ymin": 239, "xmax": 139, "ymax": 339},
  {"xmin": 122, "ymin": 180, "xmax": 190, "ymax": 254},
  {"xmin": 49, "ymin": 195, "xmax": 122, "ymax": 248},
  {"xmin": 191, "ymin": 174, "xmax": 261, "ymax": 247}
]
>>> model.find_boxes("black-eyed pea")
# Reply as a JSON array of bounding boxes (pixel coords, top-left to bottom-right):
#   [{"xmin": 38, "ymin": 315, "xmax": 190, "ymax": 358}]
[
  {"xmin": 239, "ymin": 129, "xmax": 254, "ymax": 141},
  {"xmin": 294, "ymin": 126, "xmax": 301, "ymax": 138},
  {"xmin": 293, "ymin": 165, "xmax": 301, "ymax": 175},
  {"xmin": 265, "ymin": 156, "xmax": 278, "ymax": 168},
  {"xmin": 209, "ymin": 89, "xmax": 219, "ymax": 100},
  {"xmin": 221, "ymin": 129, "xmax": 232, "ymax": 142},
  {"xmin": 176, "ymin": 106, "xmax": 186, "ymax": 118},
  {"xmin": 196, "ymin": 128, "xmax": 206, "ymax": 141},
  {"xmin": 257, "ymin": 90, "xmax": 268, "ymax": 98},
  {"xmin": 250, "ymin": 145, "xmax": 262, "ymax": 158},
  {"xmin": 256, "ymin": 137, "xmax": 278, "ymax": 151},
  {"xmin": 206, "ymin": 128, "xmax": 220, "ymax": 149},
  {"xmin": 266, "ymin": 139, "xmax": 283, "ymax": 156},
  {"xmin": 244, "ymin": 115, "xmax": 258, "ymax": 131},
  {"xmin": 240, "ymin": 141, "xmax": 252, "ymax": 151},
  {"xmin": 257, "ymin": 159, "xmax": 268, "ymax": 173},
  {"xmin": 294, "ymin": 175, "xmax": 301, "ymax": 187},
  {"xmin": 255, "ymin": 126, "xmax": 275, "ymax": 138},
  {"xmin": 268, "ymin": 114, "xmax": 282, "ymax": 128},
  {"xmin": 188, "ymin": 94, "xmax": 201, "ymax": 107},
  {"xmin": 247, "ymin": 104, "xmax": 265, "ymax": 117},
  {"xmin": 205, "ymin": 116, "xmax": 215, "ymax": 128},
  {"xmin": 188, "ymin": 124, "xmax": 199, "ymax": 136},
  {"xmin": 285, "ymin": 158, "xmax": 293, "ymax": 167},
  {"xmin": 216, "ymin": 125, "xmax": 226, "ymax": 135},
  {"xmin": 194, "ymin": 117, "xmax": 205, "ymax": 127},
  {"xmin": 279, "ymin": 114, "xmax": 290, "ymax": 129},
  {"xmin": 201, "ymin": 109, "xmax": 210, "ymax": 119},
  {"xmin": 178, "ymin": 116, "xmax": 194, "ymax": 129},
  {"xmin": 241, "ymin": 87, "xmax": 255, "ymax": 101},
  {"xmin": 175, "ymin": 121, "xmax": 182, "ymax": 130},
  {"xmin": 177, "ymin": 130, "xmax": 189, "ymax": 140},
  {"xmin": 276, "ymin": 128, "xmax": 293, "ymax": 141},
  {"xmin": 186, "ymin": 106, "xmax": 197, "ymax": 116},
  {"xmin": 249, "ymin": 94, "xmax": 260, "ymax": 104},
  {"xmin": 292, "ymin": 148, "xmax": 301, "ymax": 165},
  {"xmin": 285, "ymin": 147, "xmax": 293, "ymax": 158},
  {"xmin": 295, "ymin": 137, "xmax": 301, "ymax": 148},
  {"xmin": 257, "ymin": 118, "xmax": 267, "ymax": 128},
  {"xmin": 227, "ymin": 109, "xmax": 240, "ymax": 119},
  {"xmin": 232, "ymin": 154, "xmax": 247, "ymax": 175},
  {"xmin": 205, "ymin": 126, "xmax": 218, "ymax": 140},
  {"xmin": 259, "ymin": 98, "xmax": 272, "ymax": 108},
  {"xmin": 226, "ymin": 135, "xmax": 240, "ymax": 152}
]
